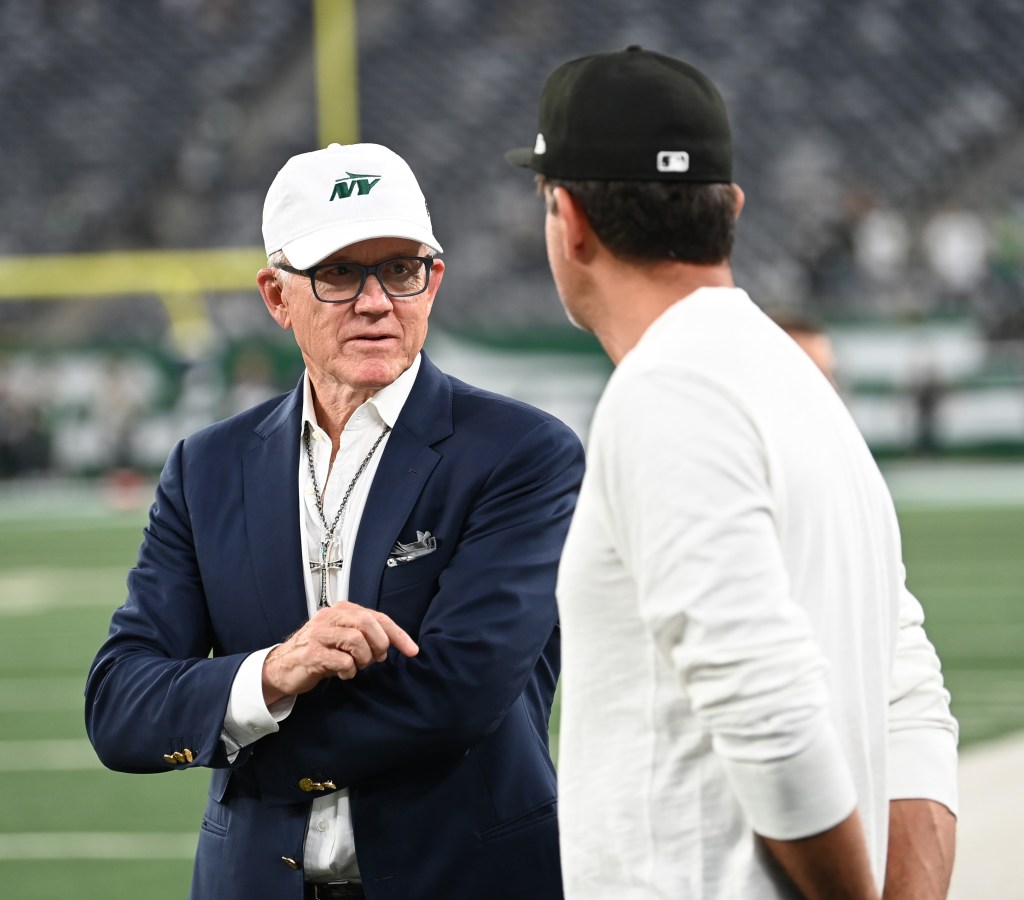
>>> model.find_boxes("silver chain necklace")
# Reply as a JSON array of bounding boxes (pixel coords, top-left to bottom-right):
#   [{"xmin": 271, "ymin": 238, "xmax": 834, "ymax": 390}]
[{"xmin": 304, "ymin": 423, "xmax": 391, "ymax": 608}]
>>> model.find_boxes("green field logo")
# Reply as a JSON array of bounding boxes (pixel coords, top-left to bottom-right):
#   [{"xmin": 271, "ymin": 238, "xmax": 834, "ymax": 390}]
[{"xmin": 330, "ymin": 172, "xmax": 381, "ymax": 200}]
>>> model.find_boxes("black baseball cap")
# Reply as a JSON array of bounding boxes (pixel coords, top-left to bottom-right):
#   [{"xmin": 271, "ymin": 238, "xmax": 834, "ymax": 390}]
[{"xmin": 506, "ymin": 45, "xmax": 732, "ymax": 183}]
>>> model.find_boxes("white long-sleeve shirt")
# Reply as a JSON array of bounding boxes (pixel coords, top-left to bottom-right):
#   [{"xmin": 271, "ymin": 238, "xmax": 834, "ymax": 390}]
[
  {"xmin": 220, "ymin": 355, "xmax": 420, "ymax": 882},
  {"xmin": 555, "ymin": 288, "xmax": 957, "ymax": 899}
]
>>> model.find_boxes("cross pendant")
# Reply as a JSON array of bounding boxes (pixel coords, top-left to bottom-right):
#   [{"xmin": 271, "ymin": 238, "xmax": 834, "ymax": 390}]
[{"xmin": 309, "ymin": 534, "xmax": 343, "ymax": 609}]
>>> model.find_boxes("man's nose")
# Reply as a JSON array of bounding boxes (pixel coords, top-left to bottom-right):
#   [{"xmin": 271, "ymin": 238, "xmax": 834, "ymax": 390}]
[{"xmin": 353, "ymin": 275, "xmax": 395, "ymax": 311}]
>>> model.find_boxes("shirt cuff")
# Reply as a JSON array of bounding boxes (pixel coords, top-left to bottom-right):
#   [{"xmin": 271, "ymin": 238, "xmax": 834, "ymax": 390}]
[
  {"xmin": 221, "ymin": 646, "xmax": 296, "ymax": 759},
  {"xmin": 888, "ymin": 728, "xmax": 959, "ymax": 816},
  {"xmin": 719, "ymin": 721, "xmax": 858, "ymax": 840}
]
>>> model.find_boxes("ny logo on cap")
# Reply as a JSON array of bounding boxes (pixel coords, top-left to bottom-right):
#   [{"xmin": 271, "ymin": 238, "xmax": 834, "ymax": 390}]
[
  {"xmin": 330, "ymin": 172, "xmax": 381, "ymax": 200},
  {"xmin": 656, "ymin": 151, "xmax": 690, "ymax": 173}
]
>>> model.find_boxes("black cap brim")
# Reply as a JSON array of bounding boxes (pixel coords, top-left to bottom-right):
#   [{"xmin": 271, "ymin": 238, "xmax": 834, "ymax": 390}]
[{"xmin": 505, "ymin": 146, "xmax": 536, "ymax": 169}]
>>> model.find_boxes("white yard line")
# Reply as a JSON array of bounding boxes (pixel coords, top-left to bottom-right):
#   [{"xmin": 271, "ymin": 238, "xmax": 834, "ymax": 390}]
[
  {"xmin": 0, "ymin": 568, "xmax": 126, "ymax": 615},
  {"xmin": 881, "ymin": 460, "xmax": 1024, "ymax": 508},
  {"xmin": 0, "ymin": 832, "xmax": 195, "ymax": 860},
  {"xmin": 0, "ymin": 739, "xmax": 99, "ymax": 772},
  {"xmin": 0, "ymin": 479, "xmax": 151, "ymax": 524},
  {"xmin": 0, "ymin": 677, "xmax": 84, "ymax": 712}
]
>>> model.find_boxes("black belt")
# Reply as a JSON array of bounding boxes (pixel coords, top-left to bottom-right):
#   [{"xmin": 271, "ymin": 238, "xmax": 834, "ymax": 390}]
[{"xmin": 305, "ymin": 882, "xmax": 366, "ymax": 900}]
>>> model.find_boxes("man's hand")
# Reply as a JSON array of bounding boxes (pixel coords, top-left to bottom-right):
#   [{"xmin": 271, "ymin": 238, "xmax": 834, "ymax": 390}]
[{"xmin": 262, "ymin": 602, "xmax": 419, "ymax": 705}]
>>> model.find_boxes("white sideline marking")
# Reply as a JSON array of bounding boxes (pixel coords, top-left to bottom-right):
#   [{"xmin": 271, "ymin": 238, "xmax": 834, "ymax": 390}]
[
  {"xmin": 0, "ymin": 568, "xmax": 126, "ymax": 615},
  {"xmin": 881, "ymin": 460, "xmax": 1024, "ymax": 508},
  {"xmin": 0, "ymin": 678, "xmax": 84, "ymax": 712},
  {"xmin": 949, "ymin": 729, "xmax": 1024, "ymax": 900},
  {"xmin": 0, "ymin": 739, "xmax": 99, "ymax": 772},
  {"xmin": 0, "ymin": 679, "xmax": 83, "ymax": 712},
  {"xmin": 0, "ymin": 832, "xmax": 195, "ymax": 860}
]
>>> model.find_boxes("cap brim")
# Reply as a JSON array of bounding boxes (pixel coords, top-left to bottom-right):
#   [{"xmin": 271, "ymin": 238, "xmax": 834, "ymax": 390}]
[
  {"xmin": 505, "ymin": 147, "xmax": 537, "ymax": 169},
  {"xmin": 282, "ymin": 220, "xmax": 443, "ymax": 269}
]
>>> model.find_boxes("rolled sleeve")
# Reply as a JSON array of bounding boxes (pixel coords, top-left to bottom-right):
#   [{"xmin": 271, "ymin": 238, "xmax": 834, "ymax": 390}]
[
  {"xmin": 720, "ymin": 721, "xmax": 858, "ymax": 839},
  {"xmin": 888, "ymin": 583, "xmax": 959, "ymax": 814}
]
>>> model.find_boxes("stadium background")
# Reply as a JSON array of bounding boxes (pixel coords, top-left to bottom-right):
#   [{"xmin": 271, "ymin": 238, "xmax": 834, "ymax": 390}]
[{"xmin": 1, "ymin": 1, "xmax": 1022, "ymax": 897}]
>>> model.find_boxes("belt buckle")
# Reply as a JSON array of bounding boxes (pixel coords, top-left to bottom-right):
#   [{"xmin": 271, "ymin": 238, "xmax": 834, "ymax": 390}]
[{"xmin": 312, "ymin": 882, "xmax": 364, "ymax": 900}]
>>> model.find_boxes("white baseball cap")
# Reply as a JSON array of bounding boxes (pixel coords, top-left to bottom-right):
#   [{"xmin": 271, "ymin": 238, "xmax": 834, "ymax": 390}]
[{"xmin": 262, "ymin": 142, "xmax": 442, "ymax": 269}]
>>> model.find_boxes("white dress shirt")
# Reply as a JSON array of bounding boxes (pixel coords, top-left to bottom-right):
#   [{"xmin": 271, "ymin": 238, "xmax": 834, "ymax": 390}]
[
  {"xmin": 221, "ymin": 354, "xmax": 420, "ymax": 882},
  {"xmin": 555, "ymin": 289, "xmax": 958, "ymax": 899}
]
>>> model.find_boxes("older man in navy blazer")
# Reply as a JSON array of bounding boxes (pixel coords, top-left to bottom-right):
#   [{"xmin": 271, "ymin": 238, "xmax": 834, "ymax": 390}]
[{"xmin": 86, "ymin": 143, "xmax": 583, "ymax": 900}]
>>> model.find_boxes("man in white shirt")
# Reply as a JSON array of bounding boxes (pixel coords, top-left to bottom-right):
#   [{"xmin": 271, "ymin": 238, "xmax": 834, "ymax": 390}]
[
  {"xmin": 86, "ymin": 142, "xmax": 583, "ymax": 900},
  {"xmin": 508, "ymin": 46, "xmax": 957, "ymax": 899}
]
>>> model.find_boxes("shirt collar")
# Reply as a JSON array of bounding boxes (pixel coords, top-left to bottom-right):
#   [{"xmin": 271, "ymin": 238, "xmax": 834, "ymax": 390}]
[{"xmin": 300, "ymin": 352, "xmax": 422, "ymax": 435}]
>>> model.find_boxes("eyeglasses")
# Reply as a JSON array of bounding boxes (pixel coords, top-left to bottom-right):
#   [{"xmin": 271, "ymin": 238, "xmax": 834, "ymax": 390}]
[{"xmin": 274, "ymin": 256, "xmax": 435, "ymax": 304}]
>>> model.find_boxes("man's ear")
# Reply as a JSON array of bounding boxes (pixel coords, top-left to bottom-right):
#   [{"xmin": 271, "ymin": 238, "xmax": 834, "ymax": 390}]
[
  {"xmin": 421, "ymin": 257, "xmax": 444, "ymax": 316},
  {"xmin": 552, "ymin": 186, "xmax": 595, "ymax": 264},
  {"xmin": 257, "ymin": 267, "xmax": 292, "ymax": 330},
  {"xmin": 732, "ymin": 184, "xmax": 746, "ymax": 221}
]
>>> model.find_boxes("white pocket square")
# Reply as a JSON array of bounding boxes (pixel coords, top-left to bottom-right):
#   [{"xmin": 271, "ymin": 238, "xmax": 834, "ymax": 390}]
[{"xmin": 387, "ymin": 531, "xmax": 437, "ymax": 567}]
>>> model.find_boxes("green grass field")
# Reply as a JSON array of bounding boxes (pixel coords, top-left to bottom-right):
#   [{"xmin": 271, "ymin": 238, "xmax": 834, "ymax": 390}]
[{"xmin": 1, "ymin": 486, "xmax": 1022, "ymax": 899}]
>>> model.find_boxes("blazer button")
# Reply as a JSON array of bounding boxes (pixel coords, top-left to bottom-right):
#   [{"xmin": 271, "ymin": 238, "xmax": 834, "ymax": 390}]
[
  {"xmin": 299, "ymin": 778, "xmax": 314, "ymax": 792},
  {"xmin": 281, "ymin": 856, "xmax": 300, "ymax": 870}
]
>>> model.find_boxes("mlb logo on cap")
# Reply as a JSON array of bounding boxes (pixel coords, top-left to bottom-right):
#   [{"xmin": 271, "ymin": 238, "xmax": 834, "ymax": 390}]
[{"xmin": 657, "ymin": 151, "xmax": 690, "ymax": 173}]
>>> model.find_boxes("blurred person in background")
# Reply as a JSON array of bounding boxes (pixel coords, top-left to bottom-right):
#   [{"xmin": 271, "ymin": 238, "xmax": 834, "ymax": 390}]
[
  {"xmin": 86, "ymin": 142, "xmax": 583, "ymax": 900},
  {"xmin": 509, "ymin": 46, "xmax": 958, "ymax": 900},
  {"xmin": 767, "ymin": 310, "xmax": 838, "ymax": 387}
]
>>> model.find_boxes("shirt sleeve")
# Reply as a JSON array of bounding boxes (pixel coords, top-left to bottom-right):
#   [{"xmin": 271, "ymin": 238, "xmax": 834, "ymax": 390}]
[
  {"xmin": 887, "ymin": 580, "xmax": 959, "ymax": 814},
  {"xmin": 221, "ymin": 647, "xmax": 295, "ymax": 761},
  {"xmin": 600, "ymin": 366, "xmax": 857, "ymax": 840}
]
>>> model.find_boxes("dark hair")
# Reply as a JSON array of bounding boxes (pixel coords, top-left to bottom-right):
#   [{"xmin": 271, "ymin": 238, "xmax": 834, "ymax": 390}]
[{"xmin": 539, "ymin": 175, "xmax": 738, "ymax": 265}]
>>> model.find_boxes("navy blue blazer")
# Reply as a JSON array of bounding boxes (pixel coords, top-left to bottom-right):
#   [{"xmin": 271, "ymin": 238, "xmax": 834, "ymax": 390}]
[{"xmin": 85, "ymin": 353, "xmax": 585, "ymax": 900}]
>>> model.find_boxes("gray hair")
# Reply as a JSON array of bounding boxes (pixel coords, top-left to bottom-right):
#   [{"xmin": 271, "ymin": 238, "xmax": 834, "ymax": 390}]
[{"xmin": 267, "ymin": 250, "xmax": 293, "ymax": 282}]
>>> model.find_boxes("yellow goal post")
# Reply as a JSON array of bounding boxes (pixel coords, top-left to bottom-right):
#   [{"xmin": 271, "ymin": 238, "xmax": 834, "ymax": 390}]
[{"xmin": 0, "ymin": 0, "xmax": 357, "ymax": 355}]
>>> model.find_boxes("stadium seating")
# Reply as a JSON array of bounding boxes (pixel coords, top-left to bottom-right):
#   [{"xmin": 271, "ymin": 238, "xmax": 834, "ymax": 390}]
[{"xmin": 2, "ymin": 0, "xmax": 1024, "ymax": 470}]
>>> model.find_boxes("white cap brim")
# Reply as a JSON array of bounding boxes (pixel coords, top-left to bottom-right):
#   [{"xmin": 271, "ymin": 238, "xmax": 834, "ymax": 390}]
[{"xmin": 281, "ymin": 218, "xmax": 443, "ymax": 269}]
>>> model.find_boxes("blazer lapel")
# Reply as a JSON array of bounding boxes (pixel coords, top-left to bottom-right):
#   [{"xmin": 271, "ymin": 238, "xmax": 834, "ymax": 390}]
[
  {"xmin": 242, "ymin": 382, "xmax": 310, "ymax": 641},
  {"xmin": 349, "ymin": 354, "xmax": 453, "ymax": 609}
]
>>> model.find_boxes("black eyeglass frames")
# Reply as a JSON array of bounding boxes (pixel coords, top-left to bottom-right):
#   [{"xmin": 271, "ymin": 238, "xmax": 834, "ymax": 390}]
[{"xmin": 273, "ymin": 256, "xmax": 435, "ymax": 303}]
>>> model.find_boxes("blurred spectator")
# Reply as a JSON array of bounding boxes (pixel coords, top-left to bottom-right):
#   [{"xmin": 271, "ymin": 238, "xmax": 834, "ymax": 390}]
[
  {"xmin": 0, "ymin": 386, "xmax": 51, "ymax": 478},
  {"xmin": 0, "ymin": 355, "xmax": 53, "ymax": 478},
  {"xmin": 768, "ymin": 310, "xmax": 838, "ymax": 387},
  {"xmin": 987, "ymin": 204, "xmax": 1024, "ymax": 338},
  {"xmin": 921, "ymin": 206, "xmax": 990, "ymax": 310},
  {"xmin": 224, "ymin": 344, "xmax": 280, "ymax": 415},
  {"xmin": 910, "ymin": 368, "xmax": 943, "ymax": 455},
  {"xmin": 854, "ymin": 204, "xmax": 911, "ymax": 288}
]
